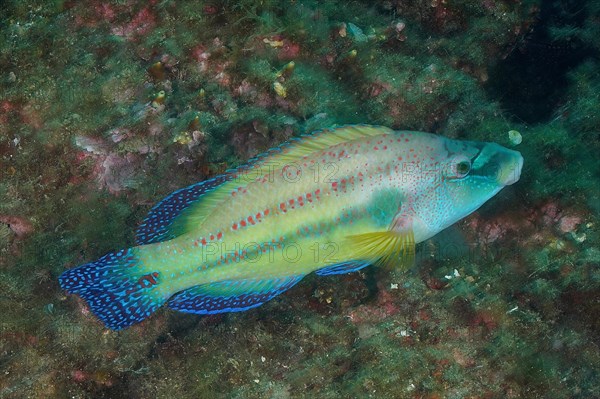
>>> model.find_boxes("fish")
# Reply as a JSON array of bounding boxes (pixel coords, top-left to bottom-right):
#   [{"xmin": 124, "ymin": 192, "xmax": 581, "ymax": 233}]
[{"xmin": 59, "ymin": 125, "xmax": 523, "ymax": 330}]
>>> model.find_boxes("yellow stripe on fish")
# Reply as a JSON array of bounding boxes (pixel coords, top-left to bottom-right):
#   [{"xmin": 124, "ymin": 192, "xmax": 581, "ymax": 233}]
[{"xmin": 59, "ymin": 125, "xmax": 523, "ymax": 330}]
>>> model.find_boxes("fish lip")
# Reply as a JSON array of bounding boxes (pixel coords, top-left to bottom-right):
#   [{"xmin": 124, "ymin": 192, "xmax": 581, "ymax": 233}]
[{"xmin": 499, "ymin": 152, "xmax": 524, "ymax": 186}]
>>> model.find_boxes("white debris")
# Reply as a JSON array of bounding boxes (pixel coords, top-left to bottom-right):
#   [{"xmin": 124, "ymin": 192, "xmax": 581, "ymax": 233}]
[
  {"xmin": 347, "ymin": 23, "xmax": 368, "ymax": 42},
  {"xmin": 445, "ymin": 269, "xmax": 461, "ymax": 280},
  {"xmin": 508, "ymin": 130, "xmax": 522, "ymax": 146}
]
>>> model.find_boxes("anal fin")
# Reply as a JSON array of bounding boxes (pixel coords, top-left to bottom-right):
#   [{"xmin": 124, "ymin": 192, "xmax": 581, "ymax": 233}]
[
  {"xmin": 315, "ymin": 261, "xmax": 371, "ymax": 276},
  {"xmin": 168, "ymin": 275, "xmax": 304, "ymax": 315}
]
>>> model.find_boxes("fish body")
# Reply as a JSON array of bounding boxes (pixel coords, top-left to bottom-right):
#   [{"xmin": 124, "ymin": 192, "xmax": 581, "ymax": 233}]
[{"xmin": 59, "ymin": 125, "xmax": 523, "ymax": 330}]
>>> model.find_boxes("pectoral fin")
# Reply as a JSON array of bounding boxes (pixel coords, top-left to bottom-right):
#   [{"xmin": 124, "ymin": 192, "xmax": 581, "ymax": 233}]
[{"xmin": 346, "ymin": 230, "xmax": 415, "ymax": 270}]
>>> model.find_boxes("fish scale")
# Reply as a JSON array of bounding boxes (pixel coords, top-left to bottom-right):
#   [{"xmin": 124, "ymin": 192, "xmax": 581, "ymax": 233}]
[{"xmin": 59, "ymin": 125, "xmax": 523, "ymax": 330}]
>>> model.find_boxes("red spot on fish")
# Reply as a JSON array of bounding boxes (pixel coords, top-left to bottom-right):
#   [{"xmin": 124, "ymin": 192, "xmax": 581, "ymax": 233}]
[
  {"xmin": 138, "ymin": 273, "xmax": 158, "ymax": 288},
  {"xmin": 374, "ymin": 146, "xmax": 379, "ymax": 150},
  {"xmin": 217, "ymin": 232, "xmax": 223, "ymax": 240},
  {"xmin": 264, "ymin": 209, "xmax": 270, "ymax": 216},
  {"xmin": 280, "ymin": 202, "xmax": 287, "ymax": 212},
  {"xmin": 201, "ymin": 238, "xmax": 207, "ymax": 246},
  {"xmin": 232, "ymin": 223, "xmax": 238, "ymax": 230},
  {"xmin": 248, "ymin": 216, "xmax": 255, "ymax": 225},
  {"xmin": 383, "ymin": 145, "xmax": 388, "ymax": 150},
  {"xmin": 331, "ymin": 182, "xmax": 338, "ymax": 191},
  {"xmin": 210, "ymin": 234, "xmax": 215, "ymax": 241},
  {"xmin": 240, "ymin": 220, "xmax": 247, "ymax": 227}
]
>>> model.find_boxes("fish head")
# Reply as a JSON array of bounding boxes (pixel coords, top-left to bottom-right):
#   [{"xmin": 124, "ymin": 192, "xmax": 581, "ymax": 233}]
[
  {"xmin": 410, "ymin": 136, "xmax": 523, "ymax": 240},
  {"xmin": 438, "ymin": 138, "xmax": 523, "ymax": 227}
]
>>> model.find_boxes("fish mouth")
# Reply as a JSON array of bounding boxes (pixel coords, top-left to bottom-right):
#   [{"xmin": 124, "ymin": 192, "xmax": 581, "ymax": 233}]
[{"xmin": 497, "ymin": 150, "xmax": 524, "ymax": 186}]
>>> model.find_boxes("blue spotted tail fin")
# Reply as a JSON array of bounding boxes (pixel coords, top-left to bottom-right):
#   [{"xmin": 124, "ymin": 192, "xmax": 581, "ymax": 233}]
[{"xmin": 59, "ymin": 249, "xmax": 166, "ymax": 330}]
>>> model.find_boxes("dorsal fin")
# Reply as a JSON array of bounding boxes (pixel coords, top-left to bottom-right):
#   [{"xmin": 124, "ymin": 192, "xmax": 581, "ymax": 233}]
[
  {"xmin": 135, "ymin": 175, "xmax": 229, "ymax": 245},
  {"xmin": 138, "ymin": 124, "xmax": 394, "ymax": 243}
]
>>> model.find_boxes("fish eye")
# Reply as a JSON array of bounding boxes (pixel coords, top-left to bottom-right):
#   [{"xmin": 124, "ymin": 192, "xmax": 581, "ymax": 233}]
[
  {"xmin": 456, "ymin": 161, "xmax": 471, "ymax": 177},
  {"xmin": 445, "ymin": 156, "xmax": 472, "ymax": 179}
]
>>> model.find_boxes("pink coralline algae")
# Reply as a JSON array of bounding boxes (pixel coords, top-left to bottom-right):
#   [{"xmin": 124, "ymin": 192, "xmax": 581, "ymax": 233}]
[
  {"xmin": 74, "ymin": 135, "xmax": 144, "ymax": 194},
  {"xmin": 111, "ymin": 7, "xmax": 156, "ymax": 40},
  {"xmin": 258, "ymin": 35, "xmax": 301, "ymax": 60},
  {"xmin": 464, "ymin": 200, "xmax": 587, "ymax": 251},
  {"xmin": 191, "ymin": 39, "xmax": 232, "ymax": 86},
  {"xmin": 0, "ymin": 215, "xmax": 34, "ymax": 238},
  {"xmin": 347, "ymin": 285, "xmax": 401, "ymax": 324},
  {"xmin": 94, "ymin": 153, "xmax": 141, "ymax": 194},
  {"xmin": 278, "ymin": 40, "xmax": 301, "ymax": 60},
  {"xmin": 191, "ymin": 45, "xmax": 211, "ymax": 72},
  {"xmin": 539, "ymin": 201, "xmax": 584, "ymax": 234},
  {"xmin": 558, "ymin": 215, "xmax": 582, "ymax": 233}
]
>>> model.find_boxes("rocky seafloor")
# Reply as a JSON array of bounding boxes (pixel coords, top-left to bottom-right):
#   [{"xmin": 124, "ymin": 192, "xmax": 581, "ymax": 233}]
[{"xmin": 0, "ymin": 0, "xmax": 598, "ymax": 398}]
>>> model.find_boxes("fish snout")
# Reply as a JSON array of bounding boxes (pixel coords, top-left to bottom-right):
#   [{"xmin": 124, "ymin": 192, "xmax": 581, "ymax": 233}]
[{"xmin": 497, "ymin": 150, "xmax": 523, "ymax": 186}]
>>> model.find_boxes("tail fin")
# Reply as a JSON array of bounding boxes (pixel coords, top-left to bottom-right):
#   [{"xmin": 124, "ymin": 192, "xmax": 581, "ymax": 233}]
[{"xmin": 59, "ymin": 249, "xmax": 166, "ymax": 330}]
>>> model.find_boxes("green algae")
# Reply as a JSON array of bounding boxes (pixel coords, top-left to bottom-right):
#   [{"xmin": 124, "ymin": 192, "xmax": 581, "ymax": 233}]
[{"xmin": 0, "ymin": 0, "xmax": 599, "ymax": 398}]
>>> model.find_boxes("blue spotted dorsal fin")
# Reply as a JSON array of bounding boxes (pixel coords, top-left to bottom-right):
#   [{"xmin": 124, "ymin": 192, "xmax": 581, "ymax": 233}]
[
  {"xmin": 315, "ymin": 260, "xmax": 371, "ymax": 276},
  {"xmin": 135, "ymin": 175, "xmax": 230, "ymax": 245},
  {"xmin": 167, "ymin": 275, "xmax": 305, "ymax": 314}
]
